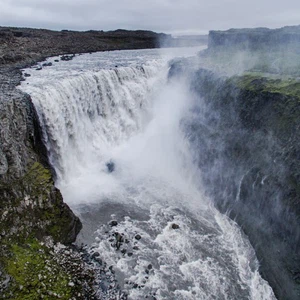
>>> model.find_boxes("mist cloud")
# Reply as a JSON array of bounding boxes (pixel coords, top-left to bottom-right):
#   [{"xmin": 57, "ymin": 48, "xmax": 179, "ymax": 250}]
[{"xmin": 1, "ymin": 0, "xmax": 300, "ymax": 34}]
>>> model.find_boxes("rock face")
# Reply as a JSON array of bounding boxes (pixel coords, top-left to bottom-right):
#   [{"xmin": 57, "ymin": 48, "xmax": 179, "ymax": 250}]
[
  {"xmin": 169, "ymin": 60, "xmax": 300, "ymax": 299},
  {"xmin": 0, "ymin": 69, "xmax": 81, "ymax": 245},
  {"xmin": 0, "ymin": 70, "xmax": 84, "ymax": 297}
]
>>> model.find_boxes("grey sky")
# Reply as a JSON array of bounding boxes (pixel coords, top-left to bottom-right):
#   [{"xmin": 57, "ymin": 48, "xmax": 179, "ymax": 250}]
[{"xmin": 1, "ymin": 0, "xmax": 300, "ymax": 35}]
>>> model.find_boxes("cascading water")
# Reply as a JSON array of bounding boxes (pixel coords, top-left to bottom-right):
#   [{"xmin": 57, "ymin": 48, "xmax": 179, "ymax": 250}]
[{"xmin": 20, "ymin": 48, "xmax": 276, "ymax": 300}]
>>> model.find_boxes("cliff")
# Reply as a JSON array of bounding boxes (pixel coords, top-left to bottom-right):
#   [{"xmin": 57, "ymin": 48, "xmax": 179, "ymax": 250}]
[
  {"xmin": 169, "ymin": 55, "xmax": 300, "ymax": 299},
  {"xmin": 167, "ymin": 26, "xmax": 300, "ymax": 299},
  {"xmin": 0, "ymin": 66, "xmax": 86, "ymax": 298}
]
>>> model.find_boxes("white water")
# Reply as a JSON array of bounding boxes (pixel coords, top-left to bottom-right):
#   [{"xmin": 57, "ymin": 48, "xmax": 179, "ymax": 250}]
[{"xmin": 20, "ymin": 47, "xmax": 276, "ymax": 300}]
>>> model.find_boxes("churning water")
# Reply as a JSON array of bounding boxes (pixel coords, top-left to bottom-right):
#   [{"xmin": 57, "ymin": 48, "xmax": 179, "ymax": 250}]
[{"xmin": 20, "ymin": 47, "xmax": 276, "ymax": 300}]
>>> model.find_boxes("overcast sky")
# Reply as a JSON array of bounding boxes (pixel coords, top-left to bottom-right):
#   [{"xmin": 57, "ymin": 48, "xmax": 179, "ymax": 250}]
[{"xmin": 1, "ymin": 0, "xmax": 300, "ymax": 35}]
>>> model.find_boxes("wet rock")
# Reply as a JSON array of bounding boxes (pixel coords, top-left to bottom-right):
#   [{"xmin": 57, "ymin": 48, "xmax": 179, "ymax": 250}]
[
  {"xmin": 114, "ymin": 232, "xmax": 123, "ymax": 250},
  {"xmin": 60, "ymin": 54, "xmax": 75, "ymax": 61},
  {"xmin": 171, "ymin": 223, "xmax": 180, "ymax": 229},
  {"xmin": 106, "ymin": 161, "xmax": 115, "ymax": 173},
  {"xmin": 109, "ymin": 220, "xmax": 118, "ymax": 227},
  {"xmin": 91, "ymin": 252, "xmax": 100, "ymax": 259},
  {"xmin": 42, "ymin": 62, "xmax": 52, "ymax": 67},
  {"xmin": 135, "ymin": 234, "xmax": 142, "ymax": 240}
]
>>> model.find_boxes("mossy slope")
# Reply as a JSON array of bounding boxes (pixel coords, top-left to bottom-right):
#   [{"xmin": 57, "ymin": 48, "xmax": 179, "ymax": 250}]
[{"xmin": 2, "ymin": 239, "xmax": 73, "ymax": 299}]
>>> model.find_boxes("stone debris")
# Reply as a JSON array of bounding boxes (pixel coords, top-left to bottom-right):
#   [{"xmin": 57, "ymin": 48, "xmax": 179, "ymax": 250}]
[{"xmin": 171, "ymin": 223, "xmax": 180, "ymax": 229}]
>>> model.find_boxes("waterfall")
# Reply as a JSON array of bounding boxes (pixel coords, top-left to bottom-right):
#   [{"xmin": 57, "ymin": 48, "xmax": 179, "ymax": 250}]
[
  {"xmin": 20, "ymin": 48, "xmax": 276, "ymax": 300},
  {"xmin": 26, "ymin": 62, "xmax": 164, "ymax": 184}
]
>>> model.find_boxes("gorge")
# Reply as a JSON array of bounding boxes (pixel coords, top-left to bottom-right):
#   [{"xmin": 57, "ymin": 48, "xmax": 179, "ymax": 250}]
[{"xmin": 0, "ymin": 26, "xmax": 299, "ymax": 300}]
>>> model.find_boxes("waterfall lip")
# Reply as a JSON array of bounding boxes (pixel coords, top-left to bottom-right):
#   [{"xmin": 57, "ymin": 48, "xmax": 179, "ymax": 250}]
[{"xmin": 18, "ymin": 46, "xmax": 206, "ymax": 86}]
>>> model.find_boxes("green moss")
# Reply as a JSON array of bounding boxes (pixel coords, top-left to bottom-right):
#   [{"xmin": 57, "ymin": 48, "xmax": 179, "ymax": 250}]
[
  {"xmin": 232, "ymin": 74, "xmax": 300, "ymax": 99},
  {"xmin": 0, "ymin": 161, "xmax": 80, "ymax": 244},
  {"xmin": 0, "ymin": 163, "xmax": 82, "ymax": 298},
  {"xmin": 2, "ymin": 238, "xmax": 73, "ymax": 299},
  {"xmin": 25, "ymin": 161, "xmax": 52, "ymax": 182}
]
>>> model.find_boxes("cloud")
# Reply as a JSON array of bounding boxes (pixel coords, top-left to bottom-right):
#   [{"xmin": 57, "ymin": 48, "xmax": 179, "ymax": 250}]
[{"xmin": 1, "ymin": 0, "xmax": 300, "ymax": 34}]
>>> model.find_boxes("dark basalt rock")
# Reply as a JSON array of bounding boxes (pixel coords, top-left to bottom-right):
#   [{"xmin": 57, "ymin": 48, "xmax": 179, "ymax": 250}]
[
  {"xmin": 106, "ymin": 161, "xmax": 115, "ymax": 173},
  {"xmin": 109, "ymin": 220, "xmax": 118, "ymax": 227},
  {"xmin": 42, "ymin": 62, "xmax": 53, "ymax": 67},
  {"xmin": 171, "ymin": 223, "xmax": 180, "ymax": 229},
  {"xmin": 135, "ymin": 234, "xmax": 142, "ymax": 240},
  {"xmin": 61, "ymin": 54, "xmax": 75, "ymax": 61},
  {"xmin": 0, "ymin": 88, "xmax": 82, "ymax": 245}
]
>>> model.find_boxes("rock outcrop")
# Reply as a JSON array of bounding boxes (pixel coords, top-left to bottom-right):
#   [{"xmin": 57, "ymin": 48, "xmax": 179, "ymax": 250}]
[
  {"xmin": 0, "ymin": 66, "xmax": 81, "ymax": 242},
  {"xmin": 0, "ymin": 73, "xmax": 85, "ymax": 298}
]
